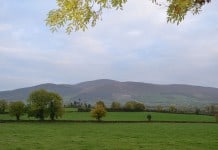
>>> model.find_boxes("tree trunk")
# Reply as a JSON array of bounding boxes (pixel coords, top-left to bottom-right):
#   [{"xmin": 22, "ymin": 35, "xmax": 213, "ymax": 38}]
[
  {"xmin": 16, "ymin": 115, "xmax": 20, "ymax": 121},
  {"xmin": 39, "ymin": 109, "xmax": 44, "ymax": 121},
  {"xmin": 97, "ymin": 116, "xmax": 101, "ymax": 121},
  {"xmin": 50, "ymin": 114, "xmax": 55, "ymax": 121},
  {"xmin": 50, "ymin": 101, "xmax": 55, "ymax": 121}
]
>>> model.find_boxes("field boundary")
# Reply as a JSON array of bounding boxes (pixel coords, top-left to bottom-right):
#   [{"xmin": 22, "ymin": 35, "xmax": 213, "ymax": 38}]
[{"xmin": 0, "ymin": 120, "xmax": 217, "ymax": 124}]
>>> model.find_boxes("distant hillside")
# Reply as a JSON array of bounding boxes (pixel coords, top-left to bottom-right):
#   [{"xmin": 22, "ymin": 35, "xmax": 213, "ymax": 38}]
[{"xmin": 0, "ymin": 79, "xmax": 218, "ymax": 107}]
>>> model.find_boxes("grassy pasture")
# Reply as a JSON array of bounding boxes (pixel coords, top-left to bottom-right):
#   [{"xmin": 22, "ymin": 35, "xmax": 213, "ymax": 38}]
[
  {"xmin": 0, "ymin": 110, "xmax": 216, "ymax": 122},
  {"xmin": 62, "ymin": 112, "xmax": 216, "ymax": 122},
  {"xmin": 0, "ymin": 110, "xmax": 217, "ymax": 149},
  {"xmin": 0, "ymin": 122, "xmax": 218, "ymax": 150}
]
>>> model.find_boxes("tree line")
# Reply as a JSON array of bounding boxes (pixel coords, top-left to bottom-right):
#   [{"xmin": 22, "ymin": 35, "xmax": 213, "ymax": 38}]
[
  {"xmin": 0, "ymin": 89, "xmax": 64, "ymax": 121},
  {"xmin": 1, "ymin": 89, "xmax": 218, "ymax": 122},
  {"xmin": 0, "ymin": 90, "xmax": 146, "ymax": 121},
  {"xmin": 69, "ymin": 100, "xmax": 146, "ymax": 112}
]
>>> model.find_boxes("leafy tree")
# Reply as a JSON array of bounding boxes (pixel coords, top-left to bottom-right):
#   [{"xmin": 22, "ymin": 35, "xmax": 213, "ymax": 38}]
[
  {"xmin": 91, "ymin": 102, "xmax": 107, "ymax": 121},
  {"xmin": 135, "ymin": 102, "xmax": 146, "ymax": 111},
  {"xmin": 124, "ymin": 101, "xmax": 135, "ymax": 111},
  {"xmin": 153, "ymin": 0, "xmax": 211, "ymax": 24},
  {"xmin": 78, "ymin": 102, "xmax": 92, "ymax": 112},
  {"xmin": 49, "ymin": 92, "xmax": 64, "ymax": 120},
  {"xmin": 195, "ymin": 107, "xmax": 200, "ymax": 115},
  {"xmin": 124, "ymin": 101, "xmax": 145, "ymax": 111},
  {"xmin": 205, "ymin": 104, "xmax": 218, "ymax": 115},
  {"xmin": 46, "ymin": 0, "xmax": 211, "ymax": 33},
  {"xmin": 9, "ymin": 101, "xmax": 26, "ymax": 120},
  {"xmin": 147, "ymin": 114, "xmax": 152, "ymax": 121},
  {"xmin": 111, "ymin": 101, "xmax": 121, "ymax": 111},
  {"xmin": 87, "ymin": 104, "xmax": 92, "ymax": 109},
  {"xmin": 27, "ymin": 89, "xmax": 50, "ymax": 120},
  {"xmin": 205, "ymin": 105, "xmax": 210, "ymax": 114},
  {"xmin": 0, "ymin": 99, "xmax": 8, "ymax": 114},
  {"xmin": 156, "ymin": 105, "xmax": 163, "ymax": 112},
  {"xmin": 209, "ymin": 104, "xmax": 216, "ymax": 115},
  {"xmin": 27, "ymin": 89, "xmax": 64, "ymax": 120},
  {"xmin": 96, "ymin": 100, "xmax": 106, "ymax": 108},
  {"xmin": 169, "ymin": 104, "xmax": 177, "ymax": 113}
]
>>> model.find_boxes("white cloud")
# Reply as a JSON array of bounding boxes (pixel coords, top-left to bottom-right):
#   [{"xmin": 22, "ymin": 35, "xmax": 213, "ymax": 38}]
[
  {"xmin": 0, "ymin": 0, "xmax": 218, "ymax": 90},
  {"xmin": 0, "ymin": 24, "xmax": 12, "ymax": 31}
]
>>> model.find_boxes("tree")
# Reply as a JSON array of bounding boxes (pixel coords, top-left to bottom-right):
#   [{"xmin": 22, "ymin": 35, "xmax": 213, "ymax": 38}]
[
  {"xmin": 111, "ymin": 101, "xmax": 121, "ymax": 111},
  {"xmin": 27, "ymin": 89, "xmax": 64, "ymax": 120},
  {"xmin": 9, "ymin": 101, "xmax": 26, "ymax": 120},
  {"xmin": 169, "ymin": 104, "xmax": 177, "ymax": 113},
  {"xmin": 123, "ymin": 101, "xmax": 145, "ymax": 111},
  {"xmin": 147, "ymin": 114, "xmax": 152, "ymax": 121},
  {"xmin": 96, "ymin": 100, "xmax": 106, "ymax": 108},
  {"xmin": 91, "ymin": 102, "xmax": 107, "ymax": 121},
  {"xmin": 48, "ymin": 92, "xmax": 64, "ymax": 120},
  {"xmin": 46, "ymin": 0, "xmax": 211, "ymax": 33},
  {"xmin": 135, "ymin": 102, "xmax": 146, "ymax": 111},
  {"xmin": 156, "ymin": 105, "xmax": 163, "ymax": 112},
  {"xmin": 153, "ymin": 0, "xmax": 211, "ymax": 24},
  {"xmin": 195, "ymin": 107, "xmax": 200, "ymax": 115},
  {"xmin": 205, "ymin": 104, "xmax": 218, "ymax": 115},
  {"xmin": 0, "ymin": 99, "xmax": 8, "ymax": 114},
  {"xmin": 27, "ymin": 89, "xmax": 50, "ymax": 120}
]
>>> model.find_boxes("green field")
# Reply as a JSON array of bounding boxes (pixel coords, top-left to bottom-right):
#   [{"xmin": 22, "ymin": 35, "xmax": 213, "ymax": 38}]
[
  {"xmin": 0, "ymin": 122, "xmax": 218, "ymax": 150},
  {"xmin": 62, "ymin": 111, "xmax": 216, "ymax": 122},
  {"xmin": 0, "ymin": 110, "xmax": 216, "ymax": 122},
  {"xmin": 0, "ymin": 111, "xmax": 217, "ymax": 149}
]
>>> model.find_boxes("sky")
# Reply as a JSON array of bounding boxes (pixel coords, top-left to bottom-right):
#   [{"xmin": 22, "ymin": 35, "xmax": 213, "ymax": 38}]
[{"xmin": 0, "ymin": 0, "xmax": 218, "ymax": 91}]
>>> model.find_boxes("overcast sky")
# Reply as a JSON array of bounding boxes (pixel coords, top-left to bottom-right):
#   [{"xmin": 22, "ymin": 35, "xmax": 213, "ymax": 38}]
[{"xmin": 0, "ymin": 0, "xmax": 218, "ymax": 91}]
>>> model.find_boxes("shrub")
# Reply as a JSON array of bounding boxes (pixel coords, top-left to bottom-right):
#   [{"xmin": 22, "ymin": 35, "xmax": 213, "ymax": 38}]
[{"xmin": 147, "ymin": 114, "xmax": 152, "ymax": 121}]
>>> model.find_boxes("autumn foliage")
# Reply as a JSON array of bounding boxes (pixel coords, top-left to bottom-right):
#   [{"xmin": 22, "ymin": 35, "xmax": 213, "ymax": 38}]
[{"xmin": 91, "ymin": 101, "xmax": 107, "ymax": 121}]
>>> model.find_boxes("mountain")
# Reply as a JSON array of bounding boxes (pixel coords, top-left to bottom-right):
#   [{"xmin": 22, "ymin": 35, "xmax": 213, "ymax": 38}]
[{"xmin": 0, "ymin": 79, "xmax": 218, "ymax": 106}]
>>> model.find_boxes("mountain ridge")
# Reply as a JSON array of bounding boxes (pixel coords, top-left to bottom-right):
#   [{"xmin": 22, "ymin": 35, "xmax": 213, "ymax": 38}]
[{"xmin": 0, "ymin": 79, "xmax": 218, "ymax": 106}]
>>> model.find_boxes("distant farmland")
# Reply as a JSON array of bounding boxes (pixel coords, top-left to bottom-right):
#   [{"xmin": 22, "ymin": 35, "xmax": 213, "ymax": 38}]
[{"xmin": 0, "ymin": 110, "xmax": 216, "ymax": 122}]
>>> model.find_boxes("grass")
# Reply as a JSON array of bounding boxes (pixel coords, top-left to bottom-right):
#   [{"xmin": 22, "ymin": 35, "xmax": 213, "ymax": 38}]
[
  {"xmin": 0, "ymin": 110, "xmax": 217, "ymax": 149},
  {"xmin": 0, "ymin": 111, "xmax": 216, "ymax": 122},
  {"xmin": 0, "ymin": 122, "xmax": 218, "ymax": 150},
  {"xmin": 62, "ymin": 111, "xmax": 216, "ymax": 122}
]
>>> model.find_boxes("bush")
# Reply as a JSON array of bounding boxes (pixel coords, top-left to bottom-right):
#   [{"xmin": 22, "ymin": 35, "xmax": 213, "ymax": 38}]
[{"xmin": 147, "ymin": 114, "xmax": 152, "ymax": 121}]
